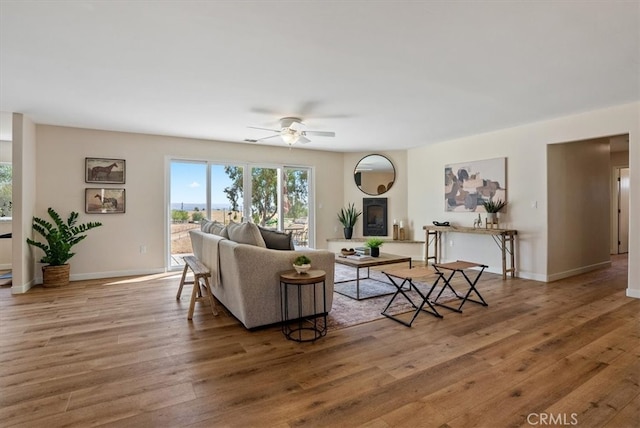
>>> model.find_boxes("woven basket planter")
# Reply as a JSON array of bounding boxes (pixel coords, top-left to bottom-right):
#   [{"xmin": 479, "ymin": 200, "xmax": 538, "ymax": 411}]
[{"xmin": 42, "ymin": 264, "xmax": 70, "ymax": 288}]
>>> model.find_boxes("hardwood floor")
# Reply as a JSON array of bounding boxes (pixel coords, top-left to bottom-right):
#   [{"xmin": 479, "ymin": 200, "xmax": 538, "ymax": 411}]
[{"xmin": 1, "ymin": 256, "xmax": 637, "ymax": 427}]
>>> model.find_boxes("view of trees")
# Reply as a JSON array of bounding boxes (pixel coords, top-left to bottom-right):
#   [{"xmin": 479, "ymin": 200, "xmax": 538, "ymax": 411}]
[
  {"xmin": 223, "ymin": 167, "xmax": 308, "ymax": 227},
  {"xmin": 170, "ymin": 165, "xmax": 308, "ymax": 228},
  {"xmin": 0, "ymin": 164, "xmax": 12, "ymax": 217}
]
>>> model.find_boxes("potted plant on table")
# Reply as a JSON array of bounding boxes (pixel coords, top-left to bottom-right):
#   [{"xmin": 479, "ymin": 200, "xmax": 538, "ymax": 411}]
[
  {"xmin": 482, "ymin": 199, "xmax": 507, "ymax": 224},
  {"xmin": 364, "ymin": 237, "xmax": 384, "ymax": 257},
  {"xmin": 26, "ymin": 207, "xmax": 103, "ymax": 287},
  {"xmin": 337, "ymin": 202, "xmax": 362, "ymax": 239},
  {"xmin": 293, "ymin": 254, "xmax": 311, "ymax": 274}
]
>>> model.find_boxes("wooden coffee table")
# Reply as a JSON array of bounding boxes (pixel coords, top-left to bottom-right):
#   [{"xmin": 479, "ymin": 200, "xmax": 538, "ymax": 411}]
[{"xmin": 335, "ymin": 252, "xmax": 412, "ymax": 300}]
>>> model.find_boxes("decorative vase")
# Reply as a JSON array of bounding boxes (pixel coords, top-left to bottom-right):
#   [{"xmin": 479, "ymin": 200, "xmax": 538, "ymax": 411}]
[
  {"xmin": 42, "ymin": 264, "xmax": 70, "ymax": 288},
  {"xmin": 293, "ymin": 264, "xmax": 311, "ymax": 274},
  {"xmin": 370, "ymin": 247, "xmax": 380, "ymax": 257},
  {"xmin": 343, "ymin": 227, "xmax": 353, "ymax": 239},
  {"xmin": 486, "ymin": 212, "xmax": 497, "ymax": 223}
]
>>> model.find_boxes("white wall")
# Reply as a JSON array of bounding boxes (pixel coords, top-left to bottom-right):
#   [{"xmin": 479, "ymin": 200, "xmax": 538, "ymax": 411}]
[
  {"xmin": 28, "ymin": 125, "xmax": 344, "ymax": 285},
  {"xmin": 407, "ymin": 102, "xmax": 639, "ymax": 296}
]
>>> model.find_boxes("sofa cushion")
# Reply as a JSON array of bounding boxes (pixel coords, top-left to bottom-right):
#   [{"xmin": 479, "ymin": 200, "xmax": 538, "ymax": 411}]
[
  {"xmin": 226, "ymin": 222, "xmax": 266, "ymax": 247},
  {"xmin": 258, "ymin": 226, "xmax": 294, "ymax": 250}
]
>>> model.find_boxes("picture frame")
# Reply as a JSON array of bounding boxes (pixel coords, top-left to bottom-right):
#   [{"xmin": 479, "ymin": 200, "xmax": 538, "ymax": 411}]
[
  {"xmin": 444, "ymin": 157, "xmax": 507, "ymax": 212},
  {"xmin": 85, "ymin": 158, "xmax": 125, "ymax": 184},
  {"xmin": 85, "ymin": 188, "xmax": 126, "ymax": 214}
]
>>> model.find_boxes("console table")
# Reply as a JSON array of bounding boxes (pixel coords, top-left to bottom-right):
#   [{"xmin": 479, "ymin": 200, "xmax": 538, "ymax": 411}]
[{"xmin": 423, "ymin": 225, "xmax": 517, "ymax": 279}]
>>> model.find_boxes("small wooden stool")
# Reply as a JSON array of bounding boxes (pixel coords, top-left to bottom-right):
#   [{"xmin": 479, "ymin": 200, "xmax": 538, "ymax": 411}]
[
  {"xmin": 382, "ymin": 266, "xmax": 444, "ymax": 327},
  {"xmin": 177, "ymin": 256, "xmax": 218, "ymax": 319},
  {"xmin": 432, "ymin": 260, "xmax": 488, "ymax": 313}
]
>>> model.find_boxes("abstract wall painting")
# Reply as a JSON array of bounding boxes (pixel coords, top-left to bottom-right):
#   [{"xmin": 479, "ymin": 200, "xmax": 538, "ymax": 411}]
[{"xmin": 444, "ymin": 157, "xmax": 507, "ymax": 212}]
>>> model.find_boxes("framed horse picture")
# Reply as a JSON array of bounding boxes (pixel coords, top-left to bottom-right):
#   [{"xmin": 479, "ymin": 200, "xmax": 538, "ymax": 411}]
[
  {"xmin": 85, "ymin": 158, "xmax": 126, "ymax": 184},
  {"xmin": 85, "ymin": 188, "xmax": 125, "ymax": 214}
]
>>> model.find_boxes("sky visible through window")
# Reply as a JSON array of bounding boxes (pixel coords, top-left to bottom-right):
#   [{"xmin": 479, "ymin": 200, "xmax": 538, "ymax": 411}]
[{"xmin": 170, "ymin": 162, "xmax": 235, "ymax": 210}]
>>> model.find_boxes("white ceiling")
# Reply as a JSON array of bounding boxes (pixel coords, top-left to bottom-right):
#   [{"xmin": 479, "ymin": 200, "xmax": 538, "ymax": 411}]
[{"xmin": 1, "ymin": 1, "xmax": 638, "ymax": 152}]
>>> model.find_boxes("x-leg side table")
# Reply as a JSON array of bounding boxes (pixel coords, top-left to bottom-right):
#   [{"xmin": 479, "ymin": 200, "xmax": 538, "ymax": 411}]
[
  {"xmin": 432, "ymin": 260, "xmax": 488, "ymax": 313},
  {"xmin": 381, "ymin": 266, "xmax": 444, "ymax": 327}
]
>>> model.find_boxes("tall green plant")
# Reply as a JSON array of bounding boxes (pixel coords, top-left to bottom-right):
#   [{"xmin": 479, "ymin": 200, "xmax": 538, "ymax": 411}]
[
  {"xmin": 337, "ymin": 203, "xmax": 362, "ymax": 228},
  {"xmin": 27, "ymin": 207, "xmax": 103, "ymax": 266}
]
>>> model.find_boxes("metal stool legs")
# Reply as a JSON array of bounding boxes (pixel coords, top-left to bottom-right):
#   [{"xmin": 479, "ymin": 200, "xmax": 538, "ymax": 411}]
[{"xmin": 432, "ymin": 261, "xmax": 488, "ymax": 313}]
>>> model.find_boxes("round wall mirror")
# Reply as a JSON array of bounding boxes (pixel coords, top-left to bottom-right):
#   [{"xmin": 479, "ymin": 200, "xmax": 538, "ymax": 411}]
[{"xmin": 354, "ymin": 154, "xmax": 396, "ymax": 195}]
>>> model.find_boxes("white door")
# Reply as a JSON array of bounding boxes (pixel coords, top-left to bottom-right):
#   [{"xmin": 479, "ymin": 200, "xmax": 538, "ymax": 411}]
[{"xmin": 618, "ymin": 168, "xmax": 629, "ymax": 254}]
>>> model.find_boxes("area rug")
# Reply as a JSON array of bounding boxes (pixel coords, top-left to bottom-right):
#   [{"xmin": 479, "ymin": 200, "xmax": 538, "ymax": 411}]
[{"xmin": 326, "ymin": 264, "xmax": 458, "ymax": 330}]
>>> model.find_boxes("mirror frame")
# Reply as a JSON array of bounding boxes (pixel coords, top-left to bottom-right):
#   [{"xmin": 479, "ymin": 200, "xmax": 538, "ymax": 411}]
[{"xmin": 354, "ymin": 154, "xmax": 396, "ymax": 196}]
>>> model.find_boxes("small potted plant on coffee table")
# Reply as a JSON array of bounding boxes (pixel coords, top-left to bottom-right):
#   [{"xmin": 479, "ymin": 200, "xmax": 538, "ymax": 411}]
[
  {"xmin": 293, "ymin": 254, "xmax": 311, "ymax": 274},
  {"xmin": 365, "ymin": 238, "xmax": 384, "ymax": 257}
]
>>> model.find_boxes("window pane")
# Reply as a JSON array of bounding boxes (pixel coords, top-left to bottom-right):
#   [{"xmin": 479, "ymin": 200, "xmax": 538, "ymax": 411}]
[
  {"xmin": 212, "ymin": 164, "xmax": 243, "ymax": 224},
  {"xmin": 284, "ymin": 167, "xmax": 309, "ymax": 248},
  {"xmin": 250, "ymin": 167, "xmax": 279, "ymax": 227},
  {"xmin": 0, "ymin": 164, "xmax": 12, "ymax": 217},
  {"xmin": 170, "ymin": 161, "xmax": 206, "ymax": 264}
]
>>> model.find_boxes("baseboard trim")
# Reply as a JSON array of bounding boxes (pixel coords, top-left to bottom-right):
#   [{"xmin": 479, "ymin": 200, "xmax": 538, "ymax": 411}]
[
  {"xmin": 32, "ymin": 267, "xmax": 167, "ymax": 284},
  {"xmin": 626, "ymin": 287, "xmax": 640, "ymax": 299},
  {"xmin": 11, "ymin": 279, "xmax": 35, "ymax": 294},
  {"xmin": 515, "ymin": 271, "xmax": 547, "ymax": 282},
  {"xmin": 546, "ymin": 261, "xmax": 612, "ymax": 282}
]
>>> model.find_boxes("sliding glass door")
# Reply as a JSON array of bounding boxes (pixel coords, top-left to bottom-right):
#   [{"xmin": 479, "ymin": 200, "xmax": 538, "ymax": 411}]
[{"xmin": 169, "ymin": 160, "xmax": 312, "ymax": 268}]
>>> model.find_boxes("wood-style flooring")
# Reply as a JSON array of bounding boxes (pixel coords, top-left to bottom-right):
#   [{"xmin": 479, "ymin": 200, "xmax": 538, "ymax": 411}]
[{"xmin": 0, "ymin": 256, "xmax": 638, "ymax": 427}]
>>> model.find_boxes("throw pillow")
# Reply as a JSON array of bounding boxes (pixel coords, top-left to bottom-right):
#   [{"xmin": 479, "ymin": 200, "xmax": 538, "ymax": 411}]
[
  {"xmin": 200, "ymin": 219, "xmax": 228, "ymax": 237},
  {"xmin": 200, "ymin": 219, "xmax": 214, "ymax": 233},
  {"xmin": 209, "ymin": 221, "xmax": 229, "ymax": 238},
  {"xmin": 258, "ymin": 226, "xmax": 294, "ymax": 250},
  {"xmin": 226, "ymin": 221, "xmax": 266, "ymax": 247}
]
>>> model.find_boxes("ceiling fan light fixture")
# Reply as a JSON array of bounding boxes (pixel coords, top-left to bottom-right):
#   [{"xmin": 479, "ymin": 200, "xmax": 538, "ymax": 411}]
[{"xmin": 280, "ymin": 129, "xmax": 299, "ymax": 146}]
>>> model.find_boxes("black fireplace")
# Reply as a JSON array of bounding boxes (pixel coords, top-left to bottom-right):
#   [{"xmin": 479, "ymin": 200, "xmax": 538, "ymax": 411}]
[{"xmin": 363, "ymin": 198, "xmax": 387, "ymax": 236}]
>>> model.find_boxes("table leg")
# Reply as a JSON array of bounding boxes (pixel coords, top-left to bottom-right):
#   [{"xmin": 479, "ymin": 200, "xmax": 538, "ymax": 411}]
[
  {"xmin": 501, "ymin": 234, "xmax": 507, "ymax": 280},
  {"xmin": 509, "ymin": 232, "xmax": 515, "ymax": 278}
]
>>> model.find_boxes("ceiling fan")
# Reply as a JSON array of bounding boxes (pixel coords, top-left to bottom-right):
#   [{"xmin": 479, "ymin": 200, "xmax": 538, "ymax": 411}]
[{"xmin": 247, "ymin": 117, "xmax": 335, "ymax": 146}]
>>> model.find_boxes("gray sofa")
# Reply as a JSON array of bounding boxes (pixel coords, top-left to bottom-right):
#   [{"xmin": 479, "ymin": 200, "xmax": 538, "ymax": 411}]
[{"xmin": 189, "ymin": 224, "xmax": 335, "ymax": 329}]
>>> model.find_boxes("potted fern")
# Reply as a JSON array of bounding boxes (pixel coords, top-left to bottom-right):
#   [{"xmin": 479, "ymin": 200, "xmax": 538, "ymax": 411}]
[
  {"xmin": 27, "ymin": 207, "xmax": 103, "ymax": 287},
  {"xmin": 337, "ymin": 202, "xmax": 362, "ymax": 239}
]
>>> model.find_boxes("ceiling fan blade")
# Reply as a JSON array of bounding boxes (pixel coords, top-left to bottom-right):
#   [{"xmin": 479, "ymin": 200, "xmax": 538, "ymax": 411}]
[
  {"xmin": 303, "ymin": 130, "xmax": 335, "ymax": 137},
  {"xmin": 257, "ymin": 134, "xmax": 282, "ymax": 141},
  {"xmin": 297, "ymin": 135, "xmax": 311, "ymax": 144},
  {"xmin": 248, "ymin": 126, "xmax": 279, "ymax": 132}
]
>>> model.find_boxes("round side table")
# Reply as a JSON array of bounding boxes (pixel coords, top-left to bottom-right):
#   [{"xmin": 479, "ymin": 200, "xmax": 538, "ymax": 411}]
[{"xmin": 280, "ymin": 269, "xmax": 327, "ymax": 342}]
